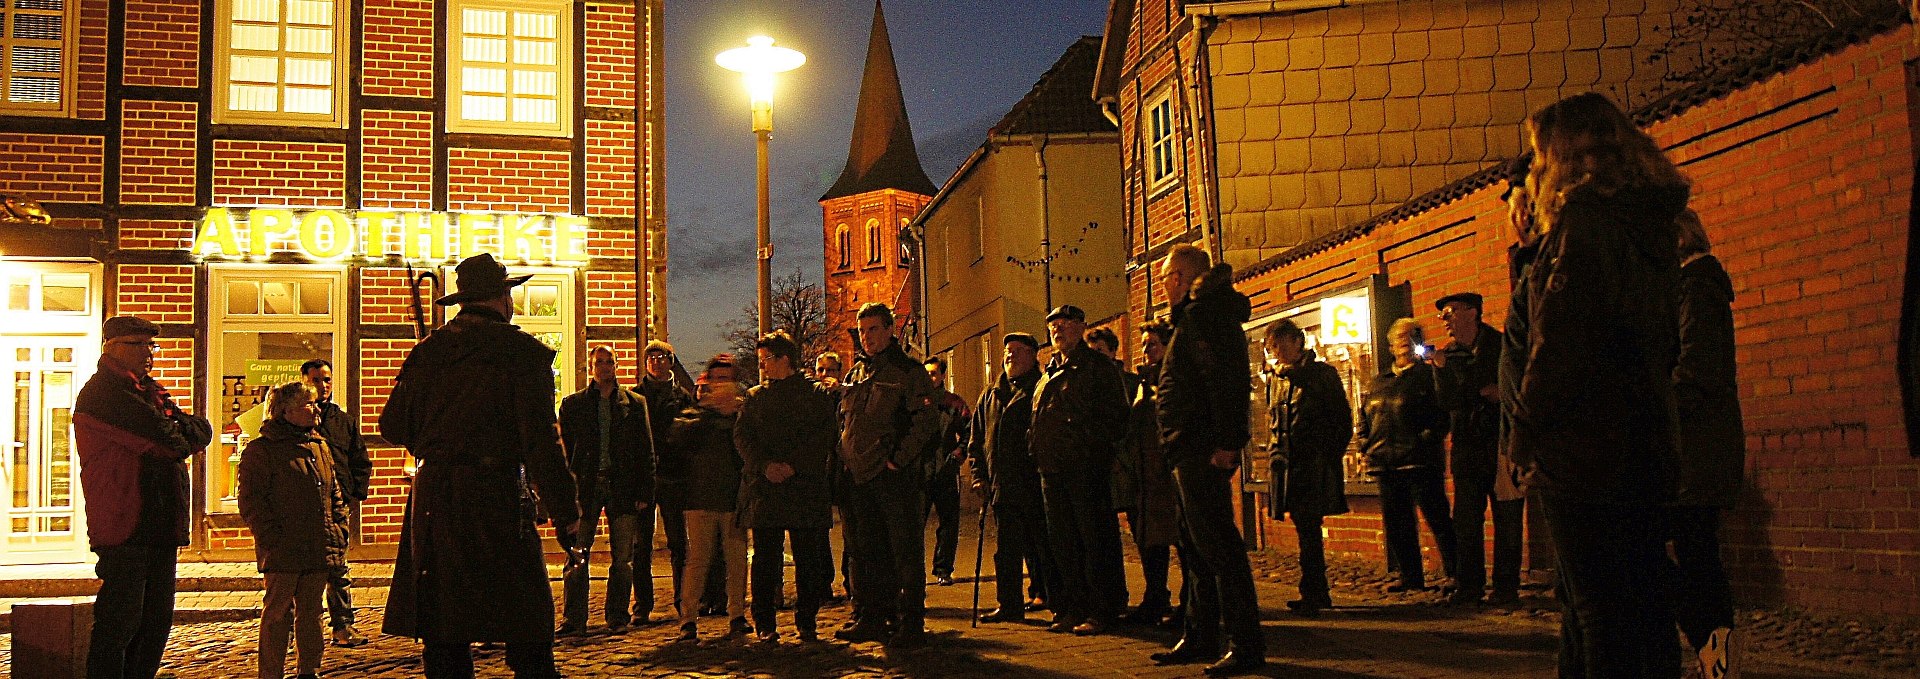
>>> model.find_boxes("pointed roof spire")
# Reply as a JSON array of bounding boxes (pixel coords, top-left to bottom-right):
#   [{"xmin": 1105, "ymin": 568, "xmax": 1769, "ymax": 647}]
[{"xmin": 821, "ymin": 0, "xmax": 937, "ymax": 201}]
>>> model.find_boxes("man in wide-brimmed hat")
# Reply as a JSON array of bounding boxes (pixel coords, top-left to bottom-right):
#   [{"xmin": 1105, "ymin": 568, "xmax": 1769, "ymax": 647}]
[{"xmin": 380, "ymin": 253, "xmax": 581, "ymax": 678}]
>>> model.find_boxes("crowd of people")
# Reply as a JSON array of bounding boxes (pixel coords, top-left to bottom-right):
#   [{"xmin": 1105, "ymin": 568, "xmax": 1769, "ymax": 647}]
[{"xmin": 72, "ymin": 91, "xmax": 1745, "ymax": 679}]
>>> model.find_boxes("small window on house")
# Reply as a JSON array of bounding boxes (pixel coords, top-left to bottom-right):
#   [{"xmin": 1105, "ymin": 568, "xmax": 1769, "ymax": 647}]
[
  {"xmin": 865, "ymin": 219, "xmax": 882, "ymax": 265},
  {"xmin": 1148, "ymin": 91, "xmax": 1177, "ymax": 186},
  {"xmin": 215, "ymin": 0, "xmax": 348, "ymax": 126},
  {"xmin": 0, "ymin": 0, "xmax": 76, "ymax": 116},
  {"xmin": 835, "ymin": 224, "xmax": 851, "ymax": 270},
  {"xmin": 450, "ymin": 0, "xmax": 572, "ymax": 137}
]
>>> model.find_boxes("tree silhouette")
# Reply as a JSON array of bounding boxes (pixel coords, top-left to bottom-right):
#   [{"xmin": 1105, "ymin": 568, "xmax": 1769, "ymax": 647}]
[{"xmin": 717, "ymin": 269, "xmax": 832, "ymax": 385}]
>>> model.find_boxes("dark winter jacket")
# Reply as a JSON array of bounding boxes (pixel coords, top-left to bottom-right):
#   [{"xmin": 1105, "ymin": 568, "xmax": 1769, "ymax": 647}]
[
  {"xmin": 1499, "ymin": 241, "xmax": 1540, "ymax": 495},
  {"xmin": 1360, "ymin": 362, "xmax": 1449, "ymax": 474},
  {"xmin": 930, "ymin": 387, "xmax": 972, "ymax": 486},
  {"xmin": 968, "ymin": 368, "xmax": 1042, "ymax": 508},
  {"xmin": 378, "ymin": 306, "xmax": 580, "ymax": 643},
  {"xmin": 1511, "ymin": 183, "xmax": 1686, "ymax": 505},
  {"xmin": 312, "ymin": 400, "xmax": 372, "ymax": 503},
  {"xmin": 73, "ymin": 356, "xmax": 214, "ymax": 550},
  {"xmin": 1434, "ymin": 322, "xmax": 1504, "ymax": 484},
  {"xmin": 1268, "ymin": 351, "xmax": 1352, "ymax": 519},
  {"xmin": 735, "ymin": 374, "xmax": 839, "ymax": 528},
  {"xmin": 558, "ymin": 382, "xmax": 655, "ymax": 514},
  {"xmin": 1115, "ymin": 363, "xmax": 1179, "ymax": 547},
  {"xmin": 838, "ymin": 340, "xmax": 942, "ymax": 486},
  {"xmin": 1674, "ymin": 254, "xmax": 1745, "ymax": 508},
  {"xmin": 1030, "ymin": 342, "xmax": 1128, "ymax": 473},
  {"xmin": 640, "ymin": 372, "xmax": 695, "ymax": 506},
  {"xmin": 238, "ymin": 418, "xmax": 351, "ymax": 573},
  {"xmin": 668, "ymin": 404, "xmax": 743, "ymax": 513},
  {"xmin": 1156, "ymin": 263, "xmax": 1254, "ymax": 463}
]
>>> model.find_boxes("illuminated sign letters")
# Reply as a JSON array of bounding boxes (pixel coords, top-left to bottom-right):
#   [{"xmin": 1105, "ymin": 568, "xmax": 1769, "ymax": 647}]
[
  {"xmin": 194, "ymin": 208, "xmax": 592, "ymax": 265},
  {"xmin": 1318, "ymin": 296, "xmax": 1371, "ymax": 344}
]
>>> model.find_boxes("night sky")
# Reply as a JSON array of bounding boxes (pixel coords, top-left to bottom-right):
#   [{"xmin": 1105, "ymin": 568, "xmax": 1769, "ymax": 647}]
[{"xmin": 662, "ymin": 0, "xmax": 1110, "ymax": 366}]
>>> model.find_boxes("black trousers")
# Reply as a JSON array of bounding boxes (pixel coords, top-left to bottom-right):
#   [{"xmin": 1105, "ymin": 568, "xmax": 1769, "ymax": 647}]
[
  {"xmin": 423, "ymin": 640, "xmax": 556, "ymax": 679},
  {"xmin": 992, "ymin": 500, "xmax": 1056, "ymax": 613},
  {"xmin": 926, "ymin": 467, "xmax": 962, "ymax": 577},
  {"xmin": 1126, "ymin": 510, "xmax": 1172, "ymax": 608},
  {"xmin": 87, "ymin": 543, "xmax": 178, "ymax": 679},
  {"xmin": 1293, "ymin": 513, "xmax": 1330, "ymax": 602},
  {"xmin": 1039, "ymin": 467, "xmax": 1128, "ymax": 620},
  {"xmin": 1377, "ymin": 467, "xmax": 1458, "ymax": 587},
  {"xmin": 848, "ymin": 469, "xmax": 927, "ymax": 627},
  {"xmin": 327, "ymin": 502, "xmax": 358, "ymax": 631},
  {"xmin": 1665, "ymin": 505, "xmax": 1733, "ymax": 649},
  {"xmin": 627, "ymin": 502, "xmax": 658, "ymax": 620},
  {"xmin": 1540, "ymin": 496, "xmax": 1680, "ymax": 679},
  {"xmin": 1453, "ymin": 473, "xmax": 1524, "ymax": 596},
  {"xmin": 658, "ymin": 501, "xmax": 724, "ymax": 615},
  {"xmin": 1171, "ymin": 461, "xmax": 1264, "ymax": 656},
  {"xmin": 751, "ymin": 526, "xmax": 832, "ymax": 632}
]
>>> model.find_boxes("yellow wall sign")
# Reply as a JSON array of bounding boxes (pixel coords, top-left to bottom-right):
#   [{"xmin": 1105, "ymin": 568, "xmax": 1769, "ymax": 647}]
[
  {"xmin": 1318, "ymin": 296, "xmax": 1370, "ymax": 344},
  {"xmin": 193, "ymin": 208, "xmax": 592, "ymax": 265}
]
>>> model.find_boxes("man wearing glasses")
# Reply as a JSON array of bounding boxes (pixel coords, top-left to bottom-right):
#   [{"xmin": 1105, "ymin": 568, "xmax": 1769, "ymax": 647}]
[
  {"xmin": 300, "ymin": 358, "xmax": 374, "ymax": 646},
  {"xmin": 74, "ymin": 315, "xmax": 214, "ymax": 679}
]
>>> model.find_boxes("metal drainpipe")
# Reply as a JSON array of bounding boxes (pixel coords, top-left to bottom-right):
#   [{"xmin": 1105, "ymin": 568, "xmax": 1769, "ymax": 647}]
[{"xmin": 1037, "ymin": 133, "xmax": 1052, "ymax": 312}]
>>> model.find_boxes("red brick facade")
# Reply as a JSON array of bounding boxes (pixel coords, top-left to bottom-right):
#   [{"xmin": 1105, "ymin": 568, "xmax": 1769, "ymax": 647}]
[
  {"xmin": 822, "ymin": 190, "xmax": 934, "ymax": 358},
  {"xmin": 0, "ymin": 1, "xmax": 666, "ymax": 563}
]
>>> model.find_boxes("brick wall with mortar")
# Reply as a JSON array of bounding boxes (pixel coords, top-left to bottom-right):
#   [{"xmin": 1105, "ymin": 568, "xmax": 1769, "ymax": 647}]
[
  {"xmin": 822, "ymin": 190, "xmax": 934, "ymax": 360},
  {"xmin": 1229, "ymin": 27, "xmax": 1919, "ymax": 619}
]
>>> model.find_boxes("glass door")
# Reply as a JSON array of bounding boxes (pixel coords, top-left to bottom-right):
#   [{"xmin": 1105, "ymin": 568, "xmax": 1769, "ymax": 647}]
[{"xmin": 1, "ymin": 336, "xmax": 91, "ymax": 563}]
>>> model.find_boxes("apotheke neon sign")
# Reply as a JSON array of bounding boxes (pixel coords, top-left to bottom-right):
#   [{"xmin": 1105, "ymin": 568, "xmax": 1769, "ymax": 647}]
[{"xmin": 193, "ymin": 208, "xmax": 592, "ymax": 264}]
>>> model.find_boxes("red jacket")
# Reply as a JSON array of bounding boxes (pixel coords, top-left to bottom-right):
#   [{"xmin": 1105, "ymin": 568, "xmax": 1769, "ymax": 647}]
[{"xmin": 74, "ymin": 357, "xmax": 213, "ymax": 549}]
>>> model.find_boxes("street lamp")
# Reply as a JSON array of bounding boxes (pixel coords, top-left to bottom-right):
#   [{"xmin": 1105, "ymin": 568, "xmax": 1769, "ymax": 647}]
[{"xmin": 717, "ymin": 35, "xmax": 805, "ymax": 334}]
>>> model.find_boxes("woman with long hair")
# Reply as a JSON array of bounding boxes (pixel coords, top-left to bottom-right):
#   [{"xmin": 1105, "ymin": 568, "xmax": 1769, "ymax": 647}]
[{"xmin": 1511, "ymin": 92, "xmax": 1690, "ymax": 677}]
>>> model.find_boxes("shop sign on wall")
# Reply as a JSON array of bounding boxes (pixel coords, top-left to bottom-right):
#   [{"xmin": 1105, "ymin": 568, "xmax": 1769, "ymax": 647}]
[
  {"xmin": 193, "ymin": 208, "xmax": 593, "ymax": 264},
  {"xmin": 1318, "ymin": 296, "xmax": 1370, "ymax": 345},
  {"xmin": 244, "ymin": 359, "xmax": 308, "ymax": 388}
]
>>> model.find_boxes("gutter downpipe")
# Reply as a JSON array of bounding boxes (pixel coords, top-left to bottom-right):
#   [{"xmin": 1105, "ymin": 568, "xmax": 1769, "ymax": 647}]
[{"xmin": 1038, "ymin": 133, "xmax": 1053, "ymax": 313}]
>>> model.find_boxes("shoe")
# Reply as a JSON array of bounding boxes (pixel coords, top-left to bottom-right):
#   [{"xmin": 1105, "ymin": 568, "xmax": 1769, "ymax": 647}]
[
  {"xmin": 330, "ymin": 627, "xmax": 369, "ymax": 648},
  {"xmin": 886, "ymin": 627, "xmax": 927, "ymax": 649},
  {"xmin": 1385, "ymin": 582, "xmax": 1428, "ymax": 593},
  {"xmin": 1070, "ymin": 617, "xmax": 1108, "ymax": 636},
  {"xmin": 755, "ymin": 630, "xmax": 779, "ymax": 644},
  {"xmin": 1486, "ymin": 589, "xmax": 1521, "ymax": 606},
  {"xmin": 700, "ymin": 604, "xmax": 724, "ymax": 617},
  {"xmin": 1698, "ymin": 626, "xmax": 1737, "ymax": 679},
  {"xmin": 726, "ymin": 617, "xmax": 754, "ymax": 638},
  {"xmin": 1285, "ymin": 598, "xmax": 1326, "ymax": 616},
  {"xmin": 1149, "ymin": 640, "xmax": 1218, "ymax": 665},
  {"xmin": 978, "ymin": 608, "xmax": 1026, "ymax": 624},
  {"xmin": 605, "ymin": 619, "xmax": 629, "ymax": 633},
  {"xmin": 933, "ymin": 573, "xmax": 955, "ymax": 586},
  {"xmin": 296, "ymin": 674, "xmax": 320, "ymax": 679},
  {"xmin": 676, "ymin": 622, "xmax": 697, "ymax": 642},
  {"xmin": 835, "ymin": 621, "xmax": 893, "ymax": 644},
  {"xmin": 554, "ymin": 622, "xmax": 586, "ymax": 637},
  {"xmin": 1122, "ymin": 603, "xmax": 1169, "ymax": 625},
  {"xmin": 1203, "ymin": 651, "xmax": 1266, "ymax": 676},
  {"xmin": 1159, "ymin": 609, "xmax": 1185, "ymax": 628},
  {"xmin": 797, "ymin": 628, "xmax": 820, "ymax": 643},
  {"xmin": 1046, "ymin": 612, "xmax": 1085, "ymax": 633},
  {"xmin": 1025, "ymin": 597, "xmax": 1049, "ymax": 612},
  {"xmin": 1447, "ymin": 589, "xmax": 1484, "ymax": 606}
]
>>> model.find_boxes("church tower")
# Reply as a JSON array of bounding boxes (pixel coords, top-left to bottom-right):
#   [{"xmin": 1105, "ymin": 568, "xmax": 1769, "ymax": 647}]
[{"xmin": 820, "ymin": 0, "xmax": 936, "ymax": 358}]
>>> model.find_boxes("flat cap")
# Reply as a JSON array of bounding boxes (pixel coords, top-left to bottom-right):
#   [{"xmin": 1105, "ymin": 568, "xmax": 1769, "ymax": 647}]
[
  {"xmin": 1045, "ymin": 305, "xmax": 1086, "ymax": 322},
  {"xmin": 1435, "ymin": 292, "xmax": 1484, "ymax": 311},
  {"xmin": 102, "ymin": 315, "xmax": 160, "ymax": 341}
]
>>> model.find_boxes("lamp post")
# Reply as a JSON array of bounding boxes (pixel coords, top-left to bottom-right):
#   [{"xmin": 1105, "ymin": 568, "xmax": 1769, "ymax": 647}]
[{"xmin": 717, "ymin": 35, "xmax": 805, "ymax": 335}]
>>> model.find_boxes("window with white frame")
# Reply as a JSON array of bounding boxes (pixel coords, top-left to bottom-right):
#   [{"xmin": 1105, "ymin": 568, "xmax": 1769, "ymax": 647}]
[
  {"xmin": 450, "ymin": 1, "xmax": 572, "ymax": 136},
  {"xmin": 0, "ymin": 0, "xmax": 74, "ymax": 115},
  {"xmin": 215, "ymin": 0, "xmax": 348, "ymax": 126},
  {"xmin": 1147, "ymin": 91, "xmax": 1177, "ymax": 186}
]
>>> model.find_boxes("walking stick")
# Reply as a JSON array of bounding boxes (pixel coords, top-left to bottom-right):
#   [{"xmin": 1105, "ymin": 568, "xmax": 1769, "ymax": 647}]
[{"xmin": 971, "ymin": 489, "xmax": 992, "ymax": 628}]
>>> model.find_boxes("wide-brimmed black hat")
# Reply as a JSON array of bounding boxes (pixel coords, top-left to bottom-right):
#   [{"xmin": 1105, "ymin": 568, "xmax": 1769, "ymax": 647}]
[
  {"xmin": 435, "ymin": 253, "xmax": 533, "ymax": 306},
  {"xmin": 1045, "ymin": 305, "xmax": 1086, "ymax": 322}
]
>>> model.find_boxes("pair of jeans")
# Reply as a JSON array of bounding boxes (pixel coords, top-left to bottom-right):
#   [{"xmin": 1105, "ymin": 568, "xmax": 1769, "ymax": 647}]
[
  {"xmin": 1126, "ymin": 509, "xmax": 1171, "ymax": 610},
  {"xmin": 423, "ymin": 640, "xmax": 556, "ymax": 678},
  {"xmin": 627, "ymin": 503, "xmax": 658, "ymax": 621},
  {"xmin": 925, "ymin": 467, "xmax": 962, "ymax": 577},
  {"xmin": 991, "ymin": 500, "xmax": 1056, "ymax": 613},
  {"xmin": 1377, "ymin": 467, "xmax": 1458, "ymax": 587},
  {"xmin": 1039, "ymin": 467, "xmax": 1128, "ymax": 620},
  {"xmin": 1292, "ymin": 513, "xmax": 1331, "ymax": 603},
  {"xmin": 750, "ymin": 526, "xmax": 832, "ymax": 632},
  {"xmin": 87, "ymin": 543, "xmax": 178, "ymax": 679},
  {"xmin": 1540, "ymin": 496, "xmax": 1681, "ymax": 678},
  {"xmin": 1453, "ymin": 473, "xmax": 1524, "ymax": 597},
  {"xmin": 848, "ymin": 469, "xmax": 927, "ymax": 628},
  {"xmin": 658, "ymin": 501, "xmax": 725, "ymax": 616},
  {"xmin": 678, "ymin": 509, "xmax": 747, "ymax": 626},
  {"xmin": 326, "ymin": 502, "xmax": 358, "ymax": 631},
  {"xmin": 259, "ymin": 570, "xmax": 328, "ymax": 679},
  {"xmin": 1171, "ymin": 461, "xmax": 1264, "ymax": 657},
  {"xmin": 1665, "ymin": 505, "xmax": 1733, "ymax": 649},
  {"xmin": 561, "ymin": 497, "xmax": 640, "ymax": 627}
]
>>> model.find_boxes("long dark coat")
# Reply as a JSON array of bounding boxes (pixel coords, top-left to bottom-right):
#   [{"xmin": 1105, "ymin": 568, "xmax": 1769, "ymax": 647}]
[
  {"xmin": 379, "ymin": 307, "xmax": 580, "ymax": 643},
  {"xmin": 238, "ymin": 419, "xmax": 351, "ymax": 573},
  {"xmin": 968, "ymin": 369, "xmax": 1042, "ymax": 508},
  {"xmin": 1030, "ymin": 342, "xmax": 1129, "ymax": 474},
  {"xmin": 735, "ymin": 373, "xmax": 839, "ymax": 528},
  {"xmin": 1156, "ymin": 263, "xmax": 1254, "ymax": 463},
  {"xmin": 1268, "ymin": 352, "xmax": 1352, "ymax": 519},
  {"xmin": 639, "ymin": 373, "xmax": 694, "ymax": 506},
  {"xmin": 1114, "ymin": 363, "xmax": 1179, "ymax": 547},
  {"xmin": 1674, "ymin": 254, "xmax": 1745, "ymax": 508}
]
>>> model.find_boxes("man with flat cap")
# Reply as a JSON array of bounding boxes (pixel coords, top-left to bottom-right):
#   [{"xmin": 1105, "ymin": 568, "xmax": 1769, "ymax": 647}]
[
  {"xmin": 1430, "ymin": 291, "xmax": 1523, "ymax": 606},
  {"xmin": 1029, "ymin": 304, "xmax": 1130, "ymax": 635},
  {"xmin": 381, "ymin": 253, "xmax": 580, "ymax": 678},
  {"xmin": 76, "ymin": 315, "xmax": 213, "ymax": 679}
]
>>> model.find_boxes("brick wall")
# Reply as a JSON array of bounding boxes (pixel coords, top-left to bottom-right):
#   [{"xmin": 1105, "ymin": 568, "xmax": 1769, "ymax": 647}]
[
  {"xmin": 358, "ymin": 340, "xmax": 416, "ymax": 545},
  {"xmin": 117, "ymin": 219, "xmax": 195, "ymax": 250},
  {"xmin": 586, "ymin": 119, "xmax": 636, "ymax": 216},
  {"xmin": 1230, "ymin": 27, "xmax": 1920, "ymax": 619},
  {"xmin": 361, "ymin": 110, "xmax": 435, "ymax": 210},
  {"xmin": 358, "ymin": 268, "xmax": 414, "ymax": 326},
  {"xmin": 446, "ymin": 148, "xmax": 572, "ymax": 213},
  {"xmin": 74, "ymin": 0, "xmax": 108, "ymax": 120},
  {"xmin": 585, "ymin": 3, "xmax": 636, "ymax": 109},
  {"xmin": 115, "ymin": 264, "xmax": 195, "ymax": 324},
  {"xmin": 118, "ymin": 101, "xmax": 197, "ymax": 204},
  {"xmin": 0, "ymin": 134, "xmax": 104, "ymax": 202},
  {"xmin": 123, "ymin": 0, "xmax": 199, "ymax": 88},
  {"xmin": 211, "ymin": 141, "xmax": 348, "ymax": 208},
  {"xmin": 362, "ymin": 0, "xmax": 434, "ymax": 98},
  {"xmin": 585, "ymin": 271, "xmax": 637, "ymax": 326},
  {"xmin": 148, "ymin": 336, "xmax": 196, "ymax": 411}
]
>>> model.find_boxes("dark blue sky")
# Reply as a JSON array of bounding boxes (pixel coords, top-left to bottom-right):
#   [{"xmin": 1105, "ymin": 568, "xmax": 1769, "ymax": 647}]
[{"xmin": 663, "ymin": 0, "xmax": 1110, "ymax": 364}]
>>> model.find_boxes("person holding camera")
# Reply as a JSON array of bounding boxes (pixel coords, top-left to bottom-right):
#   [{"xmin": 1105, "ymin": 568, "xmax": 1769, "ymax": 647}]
[{"xmin": 1360, "ymin": 318, "xmax": 1457, "ymax": 594}]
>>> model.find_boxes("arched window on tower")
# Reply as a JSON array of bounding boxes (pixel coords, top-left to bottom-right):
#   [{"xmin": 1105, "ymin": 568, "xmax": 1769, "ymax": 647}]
[
  {"xmin": 835, "ymin": 224, "xmax": 851, "ymax": 270},
  {"xmin": 865, "ymin": 218, "xmax": 882, "ymax": 265}
]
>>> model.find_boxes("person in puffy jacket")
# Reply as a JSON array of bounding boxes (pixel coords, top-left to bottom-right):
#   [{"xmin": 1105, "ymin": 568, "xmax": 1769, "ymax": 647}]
[
  {"xmin": 239, "ymin": 381, "xmax": 351, "ymax": 679},
  {"xmin": 1360, "ymin": 318, "xmax": 1457, "ymax": 593}
]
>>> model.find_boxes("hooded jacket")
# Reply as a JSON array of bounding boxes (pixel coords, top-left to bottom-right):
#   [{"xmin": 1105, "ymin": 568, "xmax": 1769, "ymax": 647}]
[
  {"xmin": 1673, "ymin": 254, "xmax": 1745, "ymax": 508},
  {"xmin": 238, "ymin": 418, "xmax": 351, "ymax": 572},
  {"xmin": 1511, "ymin": 183, "xmax": 1687, "ymax": 505},
  {"xmin": 73, "ymin": 356, "xmax": 213, "ymax": 549},
  {"xmin": 1156, "ymin": 263, "xmax": 1254, "ymax": 464}
]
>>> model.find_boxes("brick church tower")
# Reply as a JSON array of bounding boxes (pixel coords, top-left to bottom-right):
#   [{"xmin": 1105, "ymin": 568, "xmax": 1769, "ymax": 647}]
[{"xmin": 820, "ymin": 0, "xmax": 937, "ymax": 358}]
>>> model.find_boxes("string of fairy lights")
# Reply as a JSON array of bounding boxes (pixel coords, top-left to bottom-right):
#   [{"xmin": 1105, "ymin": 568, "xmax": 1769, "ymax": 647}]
[{"xmin": 1004, "ymin": 220, "xmax": 1127, "ymax": 285}]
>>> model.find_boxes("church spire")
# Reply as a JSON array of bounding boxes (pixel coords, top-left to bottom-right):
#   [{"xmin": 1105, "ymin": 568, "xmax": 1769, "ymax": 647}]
[{"xmin": 821, "ymin": 0, "xmax": 937, "ymax": 200}]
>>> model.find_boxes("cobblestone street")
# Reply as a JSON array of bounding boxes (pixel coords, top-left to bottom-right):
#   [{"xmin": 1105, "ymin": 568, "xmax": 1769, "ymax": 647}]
[{"xmin": 6, "ymin": 522, "xmax": 1900, "ymax": 678}]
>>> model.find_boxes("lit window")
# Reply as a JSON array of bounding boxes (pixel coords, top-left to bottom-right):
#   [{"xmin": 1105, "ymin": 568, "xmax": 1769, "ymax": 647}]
[
  {"xmin": 865, "ymin": 219, "xmax": 881, "ymax": 265},
  {"xmin": 0, "ymin": 0, "xmax": 74, "ymax": 116},
  {"xmin": 450, "ymin": 1, "xmax": 571, "ymax": 136},
  {"xmin": 215, "ymin": 0, "xmax": 347, "ymax": 126},
  {"xmin": 1148, "ymin": 92, "xmax": 1177, "ymax": 186}
]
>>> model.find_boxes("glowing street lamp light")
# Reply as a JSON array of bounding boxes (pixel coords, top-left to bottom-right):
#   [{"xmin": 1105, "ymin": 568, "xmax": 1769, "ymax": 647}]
[{"xmin": 717, "ymin": 36, "xmax": 806, "ymax": 335}]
